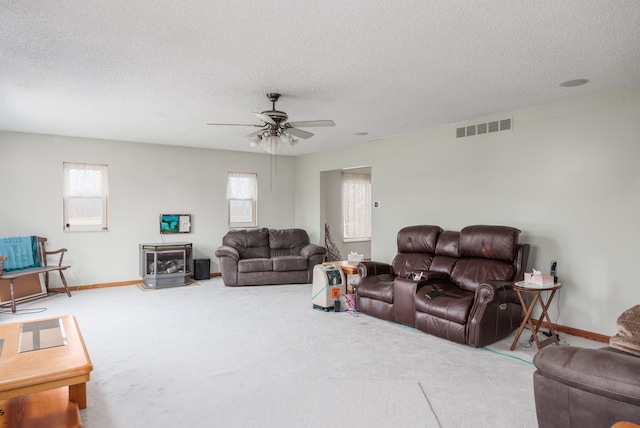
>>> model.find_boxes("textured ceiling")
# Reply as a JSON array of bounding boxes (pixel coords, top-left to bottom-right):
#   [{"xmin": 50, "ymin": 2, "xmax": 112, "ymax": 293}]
[{"xmin": 2, "ymin": 1, "xmax": 640, "ymax": 156}]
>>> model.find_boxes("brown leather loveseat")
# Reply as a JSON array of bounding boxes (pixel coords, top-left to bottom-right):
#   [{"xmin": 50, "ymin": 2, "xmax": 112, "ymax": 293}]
[
  {"xmin": 215, "ymin": 228, "xmax": 326, "ymax": 286},
  {"xmin": 357, "ymin": 225, "xmax": 529, "ymax": 347}
]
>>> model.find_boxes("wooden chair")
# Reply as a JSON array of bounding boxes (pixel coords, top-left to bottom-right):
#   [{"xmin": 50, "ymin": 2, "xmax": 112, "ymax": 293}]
[{"xmin": 0, "ymin": 237, "xmax": 71, "ymax": 313}]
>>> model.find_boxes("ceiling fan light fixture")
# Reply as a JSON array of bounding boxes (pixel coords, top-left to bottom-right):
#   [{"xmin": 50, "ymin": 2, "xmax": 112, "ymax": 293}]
[
  {"xmin": 250, "ymin": 131, "xmax": 300, "ymax": 153},
  {"xmin": 249, "ymin": 135, "xmax": 262, "ymax": 147},
  {"xmin": 207, "ymin": 92, "xmax": 335, "ymax": 153},
  {"xmin": 280, "ymin": 132, "xmax": 292, "ymax": 144}
]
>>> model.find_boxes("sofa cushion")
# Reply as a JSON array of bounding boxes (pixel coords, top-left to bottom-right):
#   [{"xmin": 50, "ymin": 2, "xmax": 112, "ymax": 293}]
[
  {"xmin": 269, "ymin": 228, "xmax": 310, "ymax": 257},
  {"xmin": 430, "ymin": 230, "xmax": 460, "ymax": 274},
  {"xmin": 460, "ymin": 225, "xmax": 519, "ymax": 262},
  {"xmin": 435, "ymin": 230, "xmax": 460, "ymax": 257},
  {"xmin": 238, "ymin": 258, "xmax": 272, "ymax": 273},
  {"xmin": 357, "ymin": 274, "xmax": 395, "ymax": 304},
  {"xmin": 223, "ymin": 228, "xmax": 270, "ymax": 259},
  {"xmin": 414, "ymin": 284, "xmax": 475, "ymax": 324},
  {"xmin": 396, "ymin": 225, "xmax": 442, "ymax": 253},
  {"xmin": 389, "ymin": 226, "xmax": 442, "ymax": 277},
  {"xmin": 392, "ymin": 253, "xmax": 435, "ymax": 278},
  {"xmin": 272, "ymin": 255, "xmax": 307, "ymax": 272},
  {"xmin": 450, "ymin": 258, "xmax": 515, "ymax": 292}
]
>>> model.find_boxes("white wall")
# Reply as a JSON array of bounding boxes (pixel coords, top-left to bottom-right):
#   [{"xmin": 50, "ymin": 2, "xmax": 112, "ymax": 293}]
[
  {"xmin": 295, "ymin": 89, "xmax": 640, "ymax": 336},
  {"xmin": 0, "ymin": 132, "xmax": 296, "ymax": 286}
]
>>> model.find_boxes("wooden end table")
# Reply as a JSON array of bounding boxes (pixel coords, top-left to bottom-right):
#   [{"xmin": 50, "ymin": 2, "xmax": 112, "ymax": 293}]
[
  {"xmin": 510, "ymin": 281, "xmax": 562, "ymax": 351},
  {"xmin": 0, "ymin": 315, "xmax": 93, "ymax": 425},
  {"xmin": 323, "ymin": 261, "xmax": 359, "ymax": 276}
]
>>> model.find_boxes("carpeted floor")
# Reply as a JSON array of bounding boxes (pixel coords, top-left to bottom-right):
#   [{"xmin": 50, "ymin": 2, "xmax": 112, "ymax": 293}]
[{"xmin": 0, "ymin": 278, "xmax": 602, "ymax": 427}]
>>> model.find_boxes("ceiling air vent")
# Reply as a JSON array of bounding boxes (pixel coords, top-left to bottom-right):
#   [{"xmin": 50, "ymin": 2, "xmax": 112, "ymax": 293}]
[{"xmin": 457, "ymin": 117, "xmax": 512, "ymax": 138}]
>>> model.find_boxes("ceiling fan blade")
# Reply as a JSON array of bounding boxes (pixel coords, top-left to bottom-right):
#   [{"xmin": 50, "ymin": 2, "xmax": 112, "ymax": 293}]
[
  {"xmin": 284, "ymin": 127, "xmax": 314, "ymax": 139},
  {"xmin": 207, "ymin": 123, "xmax": 263, "ymax": 127},
  {"xmin": 286, "ymin": 120, "xmax": 335, "ymax": 128},
  {"xmin": 254, "ymin": 112, "xmax": 277, "ymax": 125}
]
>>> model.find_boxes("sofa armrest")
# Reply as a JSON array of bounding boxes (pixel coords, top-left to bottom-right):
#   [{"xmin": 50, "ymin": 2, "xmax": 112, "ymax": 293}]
[
  {"xmin": 357, "ymin": 261, "xmax": 393, "ymax": 278},
  {"xmin": 533, "ymin": 346, "xmax": 640, "ymax": 406},
  {"xmin": 214, "ymin": 245, "xmax": 240, "ymax": 261},
  {"xmin": 393, "ymin": 277, "xmax": 433, "ymax": 326},
  {"xmin": 474, "ymin": 280, "xmax": 518, "ymax": 305},
  {"xmin": 300, "ymin": 244, "xmax": 327, "ymax": 259}
]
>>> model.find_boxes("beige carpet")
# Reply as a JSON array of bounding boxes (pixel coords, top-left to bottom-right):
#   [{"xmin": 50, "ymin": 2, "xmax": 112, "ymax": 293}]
[{"xmin": 0, "ymin": 278, "xmax": 602, "ymax": 427}]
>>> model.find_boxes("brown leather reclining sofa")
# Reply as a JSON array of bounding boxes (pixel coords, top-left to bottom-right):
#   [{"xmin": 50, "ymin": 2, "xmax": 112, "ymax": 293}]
[
  {"xmin": 215, "ymin": 228, "xmax": 326, "ymax": 286},
  {"xmin": 357, "ymin": 225, "xmax": 530, "ymax": 347}
]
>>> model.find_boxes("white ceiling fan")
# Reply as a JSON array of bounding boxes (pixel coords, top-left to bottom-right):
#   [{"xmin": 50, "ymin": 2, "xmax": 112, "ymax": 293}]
[{"xmin": 207, "ymin": 93, "xmax": 335, "ymax": 152}]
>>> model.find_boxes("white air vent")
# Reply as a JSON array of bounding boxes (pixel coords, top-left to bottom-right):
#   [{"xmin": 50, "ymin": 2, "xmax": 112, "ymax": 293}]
[{"xmin": 456, "ymin": 117, "xmax": 512, "ymax": 138}]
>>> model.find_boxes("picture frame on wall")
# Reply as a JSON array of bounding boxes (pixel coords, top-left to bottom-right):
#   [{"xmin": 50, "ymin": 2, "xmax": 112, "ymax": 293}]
[{"xmin": 160, "ymin": 214, "xmax": 192, "ymax": 234}]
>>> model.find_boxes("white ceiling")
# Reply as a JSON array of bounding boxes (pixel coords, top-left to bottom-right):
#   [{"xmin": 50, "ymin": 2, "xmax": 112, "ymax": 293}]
[{"xmin": 2, "ymin": 1, "xmax": 640, "ymax": 156}]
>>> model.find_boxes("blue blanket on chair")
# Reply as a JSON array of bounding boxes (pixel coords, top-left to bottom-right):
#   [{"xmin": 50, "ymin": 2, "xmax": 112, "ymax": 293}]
[{"xmin": 0, "ymin": 236, "xmax": 41, "ymax": 273}]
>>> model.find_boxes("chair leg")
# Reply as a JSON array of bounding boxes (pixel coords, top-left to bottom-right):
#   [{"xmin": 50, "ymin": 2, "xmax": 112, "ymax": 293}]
[
  {"xmin": 59, "ymin": 271, "xmax": 72, "ymax": 297},
  {"xmin": 9, "ymin": 279, "xmax": 16, "ymax": 313}
]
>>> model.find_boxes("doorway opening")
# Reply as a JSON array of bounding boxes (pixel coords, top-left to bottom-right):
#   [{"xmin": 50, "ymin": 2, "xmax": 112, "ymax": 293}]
[{"xmin": 320, "ymin": 166, "xmax": 372, "ymax": 261}]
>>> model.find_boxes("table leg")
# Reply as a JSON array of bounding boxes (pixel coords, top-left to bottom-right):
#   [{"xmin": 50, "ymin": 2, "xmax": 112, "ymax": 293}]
[
  {"xmin": 510, "ymin": 289, "xmax": 539, "ymax": 350},
  {"xmin": 537, "ymin": 289, "xmax": 560, "ymax": 348},
  {"xmin": 69, "ymin": 383, "xmax": 87, "ymax": 409},
  {"xmin": 526, "ymin": 295, "xmax": 544, "ymax": 348}
]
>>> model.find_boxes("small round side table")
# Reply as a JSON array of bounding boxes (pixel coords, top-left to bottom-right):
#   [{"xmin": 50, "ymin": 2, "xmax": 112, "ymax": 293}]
[{"xmin": 510, "ymin": 281, "xmax": 562, "ymax": 351}]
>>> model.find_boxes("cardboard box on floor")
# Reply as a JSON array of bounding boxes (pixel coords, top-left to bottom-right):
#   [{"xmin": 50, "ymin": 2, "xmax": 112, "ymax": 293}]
[{"xmin": 0, "ymin": 272, "xmax": 46, "ymax": 304}]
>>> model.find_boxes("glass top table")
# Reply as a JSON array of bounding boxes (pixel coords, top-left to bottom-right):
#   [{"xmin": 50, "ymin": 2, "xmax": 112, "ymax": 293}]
[{"xmin": 18, "ymin": 318, "xmax": 68, "ymax": 353}]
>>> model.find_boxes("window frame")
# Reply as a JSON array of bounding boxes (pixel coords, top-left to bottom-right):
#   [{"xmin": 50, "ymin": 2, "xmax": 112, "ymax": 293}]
[
  {"xmin": 62, "ymin": 162, "xmax": 109, "ymax": 232},
  {"xmin": 342, "ymin": 172, "xmax": 372, "ymax": 242},
  {"xmin": 227, "ymin": 172, "xmax": 258, "ymax": 228}
]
